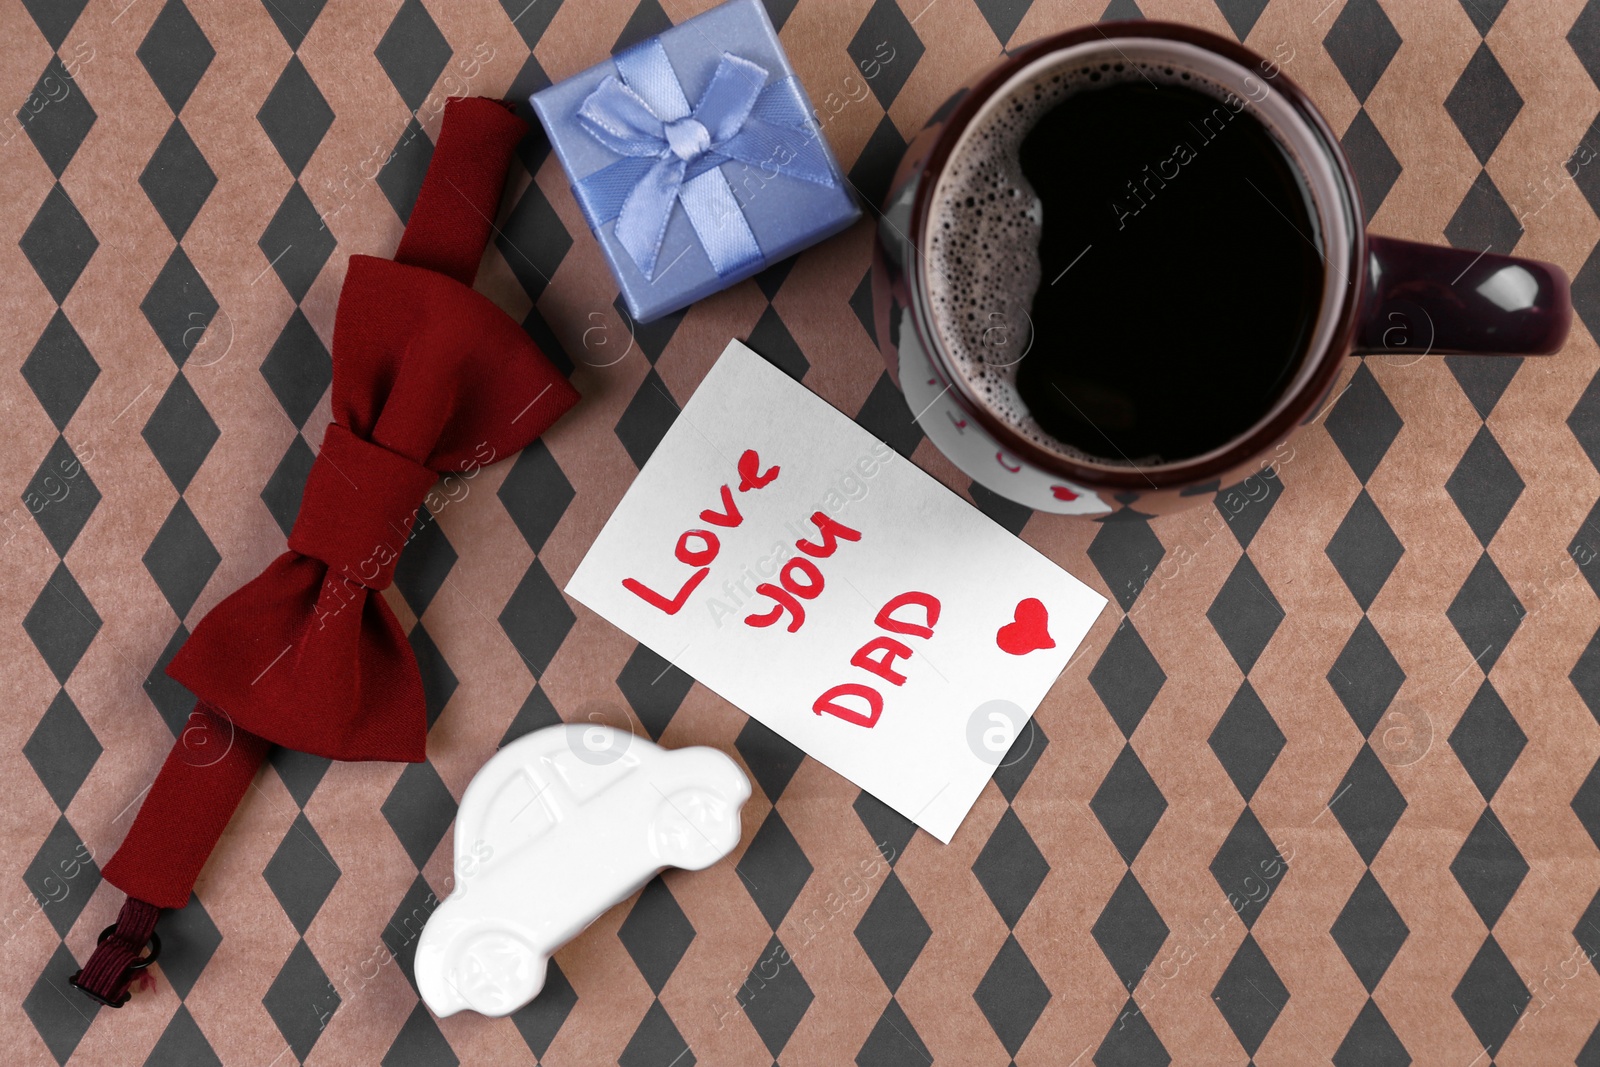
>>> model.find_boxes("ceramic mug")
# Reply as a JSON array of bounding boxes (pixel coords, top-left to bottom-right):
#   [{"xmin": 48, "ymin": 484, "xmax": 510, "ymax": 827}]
[{"xmin": 869, "ymin": 21, "xmax": 1572, "ymax": 516}]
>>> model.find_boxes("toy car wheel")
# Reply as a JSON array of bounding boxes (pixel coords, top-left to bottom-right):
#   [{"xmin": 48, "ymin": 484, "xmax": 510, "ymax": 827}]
[
  {"xmin": 450, "ymin": 930, "xmax": 547, "ymax": 1018},
  {"xmin": 649, "ymin": 787, "xmax": 741, "ymax": 870}
]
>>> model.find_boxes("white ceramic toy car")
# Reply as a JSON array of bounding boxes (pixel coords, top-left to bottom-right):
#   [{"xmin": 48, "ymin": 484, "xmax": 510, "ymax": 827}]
[{"xmin": 415, "ymin": 724, "xmax": 750, "ymax": 1017}]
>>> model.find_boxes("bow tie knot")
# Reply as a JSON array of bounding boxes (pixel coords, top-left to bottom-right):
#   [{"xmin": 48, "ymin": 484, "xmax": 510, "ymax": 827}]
[{"xmin": 665, "ymin": 116, "xmax": 712, "ymax": 162}]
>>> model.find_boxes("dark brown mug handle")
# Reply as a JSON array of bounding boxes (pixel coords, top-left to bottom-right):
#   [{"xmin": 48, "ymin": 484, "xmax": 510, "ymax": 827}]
[{"xmin": 1353, "ymin": 235, "xmax": 1572, "ymax": 357}]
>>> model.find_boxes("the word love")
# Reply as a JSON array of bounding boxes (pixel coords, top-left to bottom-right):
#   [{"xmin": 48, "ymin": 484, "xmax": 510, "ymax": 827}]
[{"xmin": 622, "ymin": 450, "xmax": 781, "ymax": 615}]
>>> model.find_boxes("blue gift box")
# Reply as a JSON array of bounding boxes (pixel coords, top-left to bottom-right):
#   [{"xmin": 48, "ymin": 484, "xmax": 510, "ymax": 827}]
[{"xmin": 530, "ymin": 0, "xmax": 861, "ymax": 323}]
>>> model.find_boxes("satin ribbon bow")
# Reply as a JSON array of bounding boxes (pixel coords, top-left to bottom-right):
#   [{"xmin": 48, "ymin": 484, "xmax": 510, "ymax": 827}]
[
  {"xmin": 75, "ymin": 97, "xmax": 580, "ymax": 1009},
  {"xmin": 571, "ymin": 40, "xmax": 838, "ymax": 279}
]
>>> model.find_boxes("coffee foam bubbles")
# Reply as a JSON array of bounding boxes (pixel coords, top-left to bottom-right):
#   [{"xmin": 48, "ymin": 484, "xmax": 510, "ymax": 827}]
[{"xmin": 923, "ymin": 59, "xmax": 1229, "ymax": 465}]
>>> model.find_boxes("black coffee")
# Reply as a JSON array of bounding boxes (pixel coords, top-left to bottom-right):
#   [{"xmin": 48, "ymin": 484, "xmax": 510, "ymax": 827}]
[{"xmin": 1016, "ymin": 78, "xmax": 1323, "ymax": 462}]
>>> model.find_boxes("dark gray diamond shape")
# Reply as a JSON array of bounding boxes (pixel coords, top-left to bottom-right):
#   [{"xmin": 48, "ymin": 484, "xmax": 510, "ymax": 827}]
[
  {"xmin": 1331, "ymin": 744, "xmax": 1408, "ymax": 865},
  {"xmin": 142, "ymin": 371, "xmax": 219, "ymax": 491},
  {"xmin": 259, "ymin": 183, "xmax": 336, "ymax": 303},
  {"xmin": 500, "ymin": 686, "xmax": 562, "ymax": 748},
  {"xmin": 496, "ymin": 181, "xmax": 569, "ymax": 302},
  {"xmin": 382, "ymin": 874, "xmax": 441, "ymax": 993},
  {"xmin": 140, "ymin": 246, "xmax": 216, "ymax": 365},
  {"xmin": 1323, "ymin": 0, "xmax": 1401, "ymax": 102},
  {"xmin": 1215, "ymin": 0, "xmax": 1269, "ymax": 41},
  {"xmin": 1447, "ymin": 354, "xmax": 1521, "ymax": 420},
  {"xmin": 1331, "ymin": 871, "xmax": 1409, "ymax": 994},
  {"xmin": 1102, "ymin": 0, "xmax": 1144, "ymax": 18},
  {"xmin": 848, "ymin": 115, "xmax": 908, "ymax": 213},
  {"xmin": 23, "ymin": 943, "xmax": 99, "ymax": 1063},
  {"xmin": 263, "ymin": 940, "xmax": 339, "ymax": 1061},
  {"xmin": 854, "ymin": 872, "xmax": 930, "ymax": 992},
  {"xmin": 616, "ymin": 294, "xmax": 687, "ymax": 365},
  {"xmin": 1572, "ymin": 361, "xmax": 1600, "ymax": 467},
  {"xmin": 409, "ymin": 625, "xmax": 458, "ymax": 730},
  {"xmin": 374, "ymin": 0, "xmax": 452, "ymax": 111},
  {"xmin": 21, "ymin": 0, "xmax": 90, "ymax": 49},
  {"xmin": 257, "ymin": 57, "xmax": 332, "ymax": 177},
  {"xmin": 1094, "ymin": 998, "xmax": 1170, "ymax": 1067},
  {"xmin": 523, "ymin": 306, "xmax": 572, "ymax": 377},
  {"xmin": 973, "ymin": 0, "xmax": 1029, "ymax": 44},
  {"xmin": 145, "ymin": 623, "xmax": 190, "ymax": 736},
  {"xmin": 1088, "ymin": 516, "xmax": 1165, "ymax": 612},
  {"xmin": 138, "ymin": 0, "xmax": 214, "ymax": 113},
  {"xmin": 25, "ymin": 435, "xmax": 99, "ymax": 556},
  {"xmin": 1207, "ymin": 555, "xmax": 1283, "ymax": 675},
  {"xmin": 1443, "ymin": 169, "xmax": 1523, "ymax": 254},
  {"xmin": 1449, "ymin": 681, "xmax": 1525, "ymax": 801},
  {"xmin": 1325, "ymin": 364, "xmax": 1402, "ymax": 484},
  {"xmin": 143, "ymin": 500, "xmax": 220, "ymax": 618},
  {"xmin": 762, "ymin": 0, "xmax": 800, "ymax": 31},
  {"xmin": 382, "ymin": 1002, "xmax": 457, "ymax": 1067},
  {"xmin": 735, "ymin": 717, "xmax": 805, "ymax": 803},
  {"xmin": 752, "ymin": 257, "xmax": 797, "ymax": 302},
  {"xmin": 854, "ymin": 790, "xmax": 916, "ymax": 866},
  {"xmin": 381, "ymin": 761, "xmax": 457, "ymax": 868},
  {"xmin": 377, "ymin": 118, "xmax": 434, "ymax": 225},
  {"xmin": 1450, "ymin": 807, "xmax": 1527, "ymax": 927},
  {"xmin": 849, "ymin": 0, "xmax": 922, "ymax": 108},
  {"xmin": 22, "ymin": 311, "xmax": 98, "ymax": 431},
  {"xmin": 1326, "ymin": 490, "xmax": 1404, "ymax": 611},
  {"xmin": 271, "ymin": 746, "xmax": 330, "ymax": 808},
  {"xmin": 615, "ymin": 369, "xmax": 680, "ymax": 469},
  {"xmin": 612, "ymin": 0, "xmax": 672, "ymax": 53},
  {"xmin": 1089, "ymin": 620, "xmax": 1166, "ymax": 738},
  {"xmin": 1577, "ymin": 757, "xmax": 1600, "ymax": 851},
  {"xmin": 1212, "ymin": 933, "xmax": 1288, "ymax": 1056},
  {"xmin": 24, "ymin": 563, "xmax": 100, "ymax": 683},
  {"xmin": 144, "ymin": 1006, "xmax": 221, "ymax": 1066},
  {"xmin": 1576, "ymin": 887, "xmax": 1600, "ymax": 961},
  {"xmin": 263, "ymin": 812, "xmax": 341, "ymax": 934},
  {"xmin": 973, "ymin": 935, "xmax": 1051, "ymax": 1057},
  {"xmin": 618, "ymin": 1001, "xmax": 694, "ymax": 1067},
  {"xmin": 618, "ymin": 877, "xmax": 696, "ymax": 995},
  {"xmin": 737, "ymin": 809, "xmax": 813, "ymax": 928},
  {"xmin": 1208, "ymin": 681, "xmax": 1284, "ymax": 802},
  {"xmin": 19, "ymin": 55, "xmax": 96, "ymax": 179},
  {"xmin": 1091, "ymin": 872, "xmax": 1170, "ymax": 992},
  {"xmin": 742, "ymin": 934, "xmax": 814, "ymax": 1057},
  {"xmin": 746, "ymin": 306, "xmax": 809, "ymax": 382},
  {"xmin": 992, "ymin": 719, "xmax": 1049, "ymax": 802},
  {"xmin": 262, "ymin": 434, "xmax": 315, "ymax": 537},
  {"xmin": 263, "ymin": 0, "xmax": 326, "ymax": 50},
  {"xmin": 1577, "ymin": 112, "xmax": 1600, "ymax": 219},
  {"xmin": 1445, "ymin": 44, "xmax": 1523, "ymax": 165},
  {"xmin": 260, "ymin": 309, "xmax": 331, "ymax": 429},
  {"xmin": 1343, "ymin": 111, "xmax": 1401, "ymax": 222},
  {"xmin": 1575, "ymin": 0, "xmax": 1600, "ymax": 90},
  {"xmin": 849, "ymin": 270, "xmax": 877, "ymax": 345},
  {"xmin": 1218, "ymin": 466, "xmax": 1283, "ymax": 549},
  {"xmin": 21, "ymin": 183, "xmax": 98, "ymax": 303},
  {"xmin": 1090, "ymin": 745, "xmax": 1168, "ymax": 864},
  {"xmin": 1585, "ymin": 1020, "xmax": 1600, "ymax": 1067},
  {"xmin": 499, "ymin": 441, "xmax": 573, "ymax": 554},
  {"xmin": 24, "ymin": 689, "xmax": 101, "ymax": 810},
  {"xmin": 1575, "ymin": 242, "xmax": 1600, "ymax": 346},
  {"xmin": 394, "ymin": 507, "xmax": 456, "ymax": 619},
  {"xmin": 1460, "ymin": 0, "xmax": 1508, "ymax": 34},
  {"xmin": 1446, "ymin": 553, "xmax": 1524, "ymax": 673},
  {"xmin": 158, "ymin": 893, "xmax": 223, "ymax": 1000},
  {"xmin": 972, "ymin": 808, "xmax": 1049, "ymax": 927},
  {"xmin": 498, "ymin": 559, "xmax": 574, "ymax": 676},
  {"xmin": 856, "ymin": 998, "xmax": 931, "ymax": 1066},
  {"xmin": 1574, "ymin": 626, "xmax": 1600, "ymax": 725},
  {"xmin": 1333, "ymin": 998, "xmax": 1411, "ymax": 1067},
  {"xmin": 511, "ymin": 957, "xmax": 577, "ymax": 1058},
  {"xmin": 1452, "ymin": 936, "xmax": 1530, "ymax": 1055},
  {"xmin": 25, "ymin": 815, "xmax": 98, "ymax": 936},
  {"xmin": 1328, "ymin": 617, "xmax": 1406, "ymax": 737},
  {"xmin": 968, "ymin": 482, "xmax": 1031, "ymax": 536},
  {"xmin": 140, "ymin": 120, "xmax": 214, "ymax": 240},
  {"xmin": 1446, "ymin": 426, "xmax": 1523, "ymax": 546},
  {"xmin": 1210, "ymin": 807, "xmax": 1287, "ymax": 929},
  {"xmin": 500, "ymin": 0, "xmax": 561, "ymax": 49},
  {"xmin": 506, "ymin": 52, "xmax": 554, "ymax": 174}
]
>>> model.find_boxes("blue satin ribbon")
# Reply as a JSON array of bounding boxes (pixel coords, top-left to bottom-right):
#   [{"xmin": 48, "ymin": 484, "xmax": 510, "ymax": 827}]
[{"xmin": 573, "ymin": 39, "xmax": 838, "ymax": 280}]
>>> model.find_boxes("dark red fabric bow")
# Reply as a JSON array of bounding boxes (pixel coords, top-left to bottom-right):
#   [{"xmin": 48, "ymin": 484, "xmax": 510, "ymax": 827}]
[{"xmin": 74, "ymin": 97, "xmax": 579, "ymax": 1007}]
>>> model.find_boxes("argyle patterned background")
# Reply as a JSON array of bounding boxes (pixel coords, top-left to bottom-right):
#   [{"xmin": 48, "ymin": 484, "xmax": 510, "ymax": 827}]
[{"xmin": 5, "ymin": 0, "xmax": 1600, "ymax": 1062}]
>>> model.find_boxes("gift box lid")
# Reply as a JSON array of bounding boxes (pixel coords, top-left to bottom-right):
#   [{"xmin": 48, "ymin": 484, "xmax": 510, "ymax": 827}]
[{"xmin": 531, "ymin": 0, "xmax": 861, "ymax": 323}]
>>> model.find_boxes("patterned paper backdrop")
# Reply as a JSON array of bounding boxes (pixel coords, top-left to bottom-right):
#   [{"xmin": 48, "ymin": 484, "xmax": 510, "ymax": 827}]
[{"xmin": 6, "ymin": 0, "xmax": 1600, "ymax": 1062}]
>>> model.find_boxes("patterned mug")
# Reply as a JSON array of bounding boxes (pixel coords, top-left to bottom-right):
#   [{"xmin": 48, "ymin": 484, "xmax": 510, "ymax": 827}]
[{"xmin": 869, "ymin": 21, "xmax": 1571, "ymax": 517}]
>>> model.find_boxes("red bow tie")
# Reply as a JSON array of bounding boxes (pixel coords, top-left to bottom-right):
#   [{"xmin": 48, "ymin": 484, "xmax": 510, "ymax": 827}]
[{"xmin": 74, "ymin": 97, "xmax": 579, "ymax": 1007}]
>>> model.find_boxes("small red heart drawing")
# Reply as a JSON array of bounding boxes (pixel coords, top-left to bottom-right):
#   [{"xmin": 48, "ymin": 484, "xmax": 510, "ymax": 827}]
[
  {"xmin": 1050, "ymin": 485, "xmax": 1079, "ymax": 501},
  {"xmin": 997, "ymin": 598, "xmax": 1055, "ymax": 656}
]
